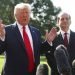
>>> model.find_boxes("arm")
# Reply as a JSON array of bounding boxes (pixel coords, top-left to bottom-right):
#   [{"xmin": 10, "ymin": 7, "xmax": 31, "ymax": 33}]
[
  {"xmin": 0, "ymin": 19, "xmax": 6, "ymax": 54},
  {"xmin": 40, "ymin": 27, "xmax": 57, "ymax": 54}
]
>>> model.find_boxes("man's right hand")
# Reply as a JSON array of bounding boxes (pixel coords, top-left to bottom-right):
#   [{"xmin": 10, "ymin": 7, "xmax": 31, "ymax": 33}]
[{"xmin": 0, "ymin": 19, "xmax": 6, "ymax": 40}]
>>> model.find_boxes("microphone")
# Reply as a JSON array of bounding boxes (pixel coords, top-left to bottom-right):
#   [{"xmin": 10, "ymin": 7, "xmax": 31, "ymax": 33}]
[
  {"xmin": 54, "ymin": 44, "xmax": 72, "ymax": 75},
  {"xmin": 36, "ymin": 64, "xmax": 49, "ymax": 75},
  {"xmin": 72, "ymin": 59, "xmax": 75, "ymax": 68},
  {"xmin": 72, "ymin": 59, "xmax": 75, "ymax": 74}
]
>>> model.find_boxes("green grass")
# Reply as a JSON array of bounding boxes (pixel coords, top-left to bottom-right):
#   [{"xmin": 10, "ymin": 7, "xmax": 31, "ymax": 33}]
[
  {"xmin": 0, "ymin": 55, "xmax": 5, "ymax": 73},
  {"xmin": 0, "ymin": 55, "xmax": 51, "ymax": 74}
]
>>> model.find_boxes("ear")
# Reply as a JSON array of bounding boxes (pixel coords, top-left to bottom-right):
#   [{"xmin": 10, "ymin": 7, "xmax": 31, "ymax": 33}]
[
  {"xmin": 69, "ymin": 19, "xmax": 71, "ymax": 25},
  {"xmin": 56, "ymin": 17, "xmax": 60, "ymax": 28},
  {"xmin": 69, "ymin": 18, "xmax": 71, "ymax": 25},
  {"xmin": 69, "ymin": 15, "xmax": 71, "ymax": 25},
  {"xmin": 57, "ymin": 17, "xmax": 60, "ymax": 24}
]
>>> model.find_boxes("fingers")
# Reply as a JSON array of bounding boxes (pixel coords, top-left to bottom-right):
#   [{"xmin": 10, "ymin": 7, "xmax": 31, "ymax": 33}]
[
  {"xmin": 45, "ymin": 30, "xmax": 48, "ymax": 40},
  {"xmin": 0, "ymin": 18, "xmax": 3, "ymax": 24},
  {"xmin": 0, "ymin": 23, "xmax": 5, "ymax": 37},
  {"xmin": 0, "ymin": 24, "xmax": 5, "ymax": 31},
  {"xmin": 46, "ymin": 27, "xmax": 57, "ymax": 43},
  {"xmin": 50, "ymin": 27, "xmax": 57, "ymax": 34},
  {"xmin": 48, "ymin": 27, "xmax": 57, "ymax": 36}
]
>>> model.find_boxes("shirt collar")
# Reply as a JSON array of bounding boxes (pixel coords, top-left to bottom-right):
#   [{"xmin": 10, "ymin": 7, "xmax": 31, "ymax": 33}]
[
  {"xmin": 16, "ymin": 21, "xmax": 29, "ymax": 30},
  {"xmin": 60, "ymin": 29, "xmax": 70, "ymax": 35}
]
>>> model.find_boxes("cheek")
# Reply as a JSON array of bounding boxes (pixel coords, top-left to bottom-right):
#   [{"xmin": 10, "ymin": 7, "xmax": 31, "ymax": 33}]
[
  {"xmin": 18, "ymin": 16, "xmax": 24, "ymax": 21},
  {"xmin": 58, "ymin": 21, "xmax": 62, "ymax": 25}
]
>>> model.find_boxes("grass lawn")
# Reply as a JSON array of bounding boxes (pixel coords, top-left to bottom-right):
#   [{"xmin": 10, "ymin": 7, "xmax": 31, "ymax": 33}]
[
  {"xmin": 0, "ymin": 55, "xmax": 5, "ymax": 73},
  {"xmin": 0, "ymin": 55, "xmax": 51, "ymax": 74}
]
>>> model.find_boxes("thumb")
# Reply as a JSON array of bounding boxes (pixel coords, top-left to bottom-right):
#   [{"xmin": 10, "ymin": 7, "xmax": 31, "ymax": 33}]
[{"xmin": 45, "ymin": 29, "xmax": 48, "ymax": 40}]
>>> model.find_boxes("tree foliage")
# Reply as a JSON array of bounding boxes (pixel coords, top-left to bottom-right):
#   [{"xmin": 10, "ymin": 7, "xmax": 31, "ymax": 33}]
[
  {"xmin": 0, "ymin": 0, "xmax": 61, "ymax": 39},
  {"xmin": 30, "ymin": 0, "xmax": 61, "ymax": 38}
]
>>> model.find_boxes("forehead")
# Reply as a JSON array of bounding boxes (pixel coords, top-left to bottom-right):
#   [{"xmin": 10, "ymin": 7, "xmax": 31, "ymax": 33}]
[
  {"xmin": 18, "ymin": 7, "xmax": 29, "ymax": 11},
  {"xmin": 17, "ymin": 8, "xmax": 30, "ymax": 14},
  {"xmin": 60, "ymin": 13, "xmax": 70, "ymax": 18}
]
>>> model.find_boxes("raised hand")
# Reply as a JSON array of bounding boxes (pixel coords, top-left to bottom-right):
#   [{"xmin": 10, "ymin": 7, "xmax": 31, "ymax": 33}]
[
  {"xmin": 0, "ymin": 19, "xmax": 5, "ymax": 38},
  {"xmin": 45, "ymin": 27, "xmax": 57, "ymax": 43}
]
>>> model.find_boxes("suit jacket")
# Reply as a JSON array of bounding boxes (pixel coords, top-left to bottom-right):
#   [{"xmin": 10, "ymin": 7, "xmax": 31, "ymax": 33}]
[
  {"xmin": 46, "ymin": 30, "xmax": 75, "ymax": 75},
  {"xmin": 0, "ymin": 23, "xmax": 50, "ymax": 75}
]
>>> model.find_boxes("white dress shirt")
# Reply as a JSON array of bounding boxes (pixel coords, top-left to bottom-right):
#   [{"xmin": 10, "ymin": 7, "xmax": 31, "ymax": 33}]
[
  {"xmin": 60, "ymin": 29, "xmax": 70, "ymax": 43},
  {"xmin": 17, "ymin": 22, "xmax": 34, "ymax": 51}
]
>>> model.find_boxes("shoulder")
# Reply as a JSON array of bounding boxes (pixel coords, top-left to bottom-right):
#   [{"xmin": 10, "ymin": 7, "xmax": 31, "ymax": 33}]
[
  {"xmin": 29, "ymin": 25, "xmax": 41, "ymax": 37},
  {"xmin": 29, "ymin": 25, "xmax": 39, "ymax": 31},
  {"xmin": 70, "ymin": 30, "xmax": 75, "ymax": 38},
  {"xmin": 29, "ymin": 25, "xmax": 40, "ymax": 33},
  {"xmin": 5, "ymin": 23, "xmax": 17, "ymax": 31},
  {"xmin": 70, "ymin": 30, "xmax": 75, "ymax": 34}
]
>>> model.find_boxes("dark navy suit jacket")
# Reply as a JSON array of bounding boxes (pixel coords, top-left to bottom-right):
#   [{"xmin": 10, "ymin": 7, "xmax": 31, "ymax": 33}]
[
  {"xmin": 46, "ymin": 31, "xmax": 75, "ymax": 75},
  {"xmin": 0, "ymin": 23, "xmax": 50, "ymax": 75}
]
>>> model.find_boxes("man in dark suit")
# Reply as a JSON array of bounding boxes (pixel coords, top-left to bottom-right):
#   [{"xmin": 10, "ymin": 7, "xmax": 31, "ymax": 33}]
[
  {"xmin": 0, "ymin": 3, "xmax": 57, "ymax": 75},
  {"xmin": 46, "ymin": 12, "xmax": 75, "ymax": 75}
]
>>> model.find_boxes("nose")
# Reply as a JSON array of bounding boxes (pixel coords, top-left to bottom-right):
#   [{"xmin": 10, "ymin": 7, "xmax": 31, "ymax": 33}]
[{"xmin": 64, "ymin": 18, "xmax": 67, "ymax": 22}]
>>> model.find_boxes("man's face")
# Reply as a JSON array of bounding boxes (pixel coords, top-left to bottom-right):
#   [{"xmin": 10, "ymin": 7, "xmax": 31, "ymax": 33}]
[
  {"xmin": 16, "ymin": 8, "xmax": 30, "ymax": 26},
  {"xmin": 58, "ymin": 13, "xmax": 71, "ymax": 30}
]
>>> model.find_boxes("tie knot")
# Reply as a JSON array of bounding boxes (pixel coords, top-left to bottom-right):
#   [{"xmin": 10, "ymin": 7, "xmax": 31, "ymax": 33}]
[
  {"xmin": 23, "ymin": 26, "xmax": 25, "ymax": 29},
  {"xmin": 64, "ymin": 33, "xmax": 67, "ymax": 35}
]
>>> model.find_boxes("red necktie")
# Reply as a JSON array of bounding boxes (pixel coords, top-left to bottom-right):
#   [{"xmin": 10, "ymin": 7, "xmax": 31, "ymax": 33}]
[
  {"xmin": 64, "ymin": 33, "xmax": 68, "ymax": 47},
  {"xmin": 23, "ymin": 26, "xmax": 35, "ymax": 72}
]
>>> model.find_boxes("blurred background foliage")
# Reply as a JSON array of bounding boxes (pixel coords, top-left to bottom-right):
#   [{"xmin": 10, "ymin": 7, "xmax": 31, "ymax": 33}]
[{"xmin": 0, "ymin": 0, "xmax": 61, "ymax": 40}]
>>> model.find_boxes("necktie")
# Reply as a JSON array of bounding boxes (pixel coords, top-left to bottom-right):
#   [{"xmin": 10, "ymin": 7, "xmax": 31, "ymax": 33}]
[
  {"xmin": 23, "ymin": 26, "xmax": 35, "ymax": 72},
  {"xmin": 64, "ymin": 33, "xmax": 68, "ymax": 47}
]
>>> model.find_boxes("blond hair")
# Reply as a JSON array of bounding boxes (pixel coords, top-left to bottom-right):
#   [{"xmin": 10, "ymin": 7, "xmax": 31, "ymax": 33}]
[{"xmin": 14, "ymin": 3, "xmax": 31, "ymax": 19}]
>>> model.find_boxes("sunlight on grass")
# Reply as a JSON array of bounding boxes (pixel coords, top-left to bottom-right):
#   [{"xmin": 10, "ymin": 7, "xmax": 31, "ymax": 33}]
[{"xmin": 0, "ymin": 56, "xmax": 5, "ymax": 73}]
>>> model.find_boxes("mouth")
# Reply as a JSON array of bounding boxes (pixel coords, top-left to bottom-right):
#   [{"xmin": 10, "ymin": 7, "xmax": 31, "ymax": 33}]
[{"xmin": 23, "ymin": 18, "xmax": 26, "ymax": 21}]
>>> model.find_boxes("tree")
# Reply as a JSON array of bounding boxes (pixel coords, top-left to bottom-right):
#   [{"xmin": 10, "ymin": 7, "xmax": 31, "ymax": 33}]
[
  {"xmin": 0, "ymin": 0, "xmax": 26, "ymax": 24},
  {"xmin": 30, "ymin": 0, "xmax": 61, "ymax": 39}
]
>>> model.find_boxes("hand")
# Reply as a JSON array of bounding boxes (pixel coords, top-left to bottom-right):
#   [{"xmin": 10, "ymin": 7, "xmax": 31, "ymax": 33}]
[
  {"xmin": 45, "ymin": 27, "xmax": 57, "ymax": 43},
  {"xmin": 0, "ymin": 19, "xmax": 5, "ymax": 38},
  {"xmin": 0, "ymin": 18, "xmax": 3, "ymax": 24}
]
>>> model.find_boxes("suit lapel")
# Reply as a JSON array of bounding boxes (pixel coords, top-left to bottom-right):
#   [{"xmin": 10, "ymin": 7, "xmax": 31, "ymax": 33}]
[
  {"xmin": 29, "ymin": 26, "xmax": 37, "ymax": 59},
  {"xmin": 12, "ymin": 24, "xmax": 25, "ymax": 50},
  {"xmin": 68, "ymin": 31, "xmax": 72, "ymax": 45},
  {"xmin": 54, "ymin": 32, "xmax": 64, "ymax": 45},
  {"xmin": 13, "ymin": 24, "xmax": 38, "ymax": 60},
  {"xmin": 68, "ymin": 31, "xmax": 73, "ymax": 49},
  {"xmin": 29, "ymin": 26, "xmax": 36, "ymax": 47},
  {"xmin": 58, "ymin": 33, "xmax": 64, "ymax": 43}
]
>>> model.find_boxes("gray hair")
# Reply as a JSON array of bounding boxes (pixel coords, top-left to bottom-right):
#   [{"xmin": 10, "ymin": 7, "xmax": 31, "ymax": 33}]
[
  {"xmin": 57, "ymin": 12, "xmax": 71, "ymax": 19},
  {"xmin": 14, "ymin": 3, "xmax": 32, "ymax": 18}
]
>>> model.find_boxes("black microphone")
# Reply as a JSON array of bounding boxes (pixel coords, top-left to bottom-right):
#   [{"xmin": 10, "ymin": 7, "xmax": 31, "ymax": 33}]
[
  {"xmin": 36, "ymin": 64, "xmax": 49, "ymax": 75},
  {"xmin": 72, "ymin": 59, "xmax": 75, "ymax": 68},
  {"xmin": 54, "ymin": 44, "xmax": 72, "ymax": 75},
  {"xmin": 72, "ymin": 59, "xmax": 75, "ymax": 74}
]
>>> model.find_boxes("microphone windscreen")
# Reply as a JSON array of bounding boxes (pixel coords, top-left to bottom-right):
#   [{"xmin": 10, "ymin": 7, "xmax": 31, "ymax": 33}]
[
  {"xmin": 72, "ymin": 59, "xmax": 75, "ymax": 75},
  {"xmin": 72, "ymin": 59, "xmax": 75, "ymax": 68},
  {"xmin": 36, "ymin": 64, "xmax": 49, "ymax": 75},
  {"xmin": 54, "ymin": 45, "xmax": 72, "ymax": 75}
]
